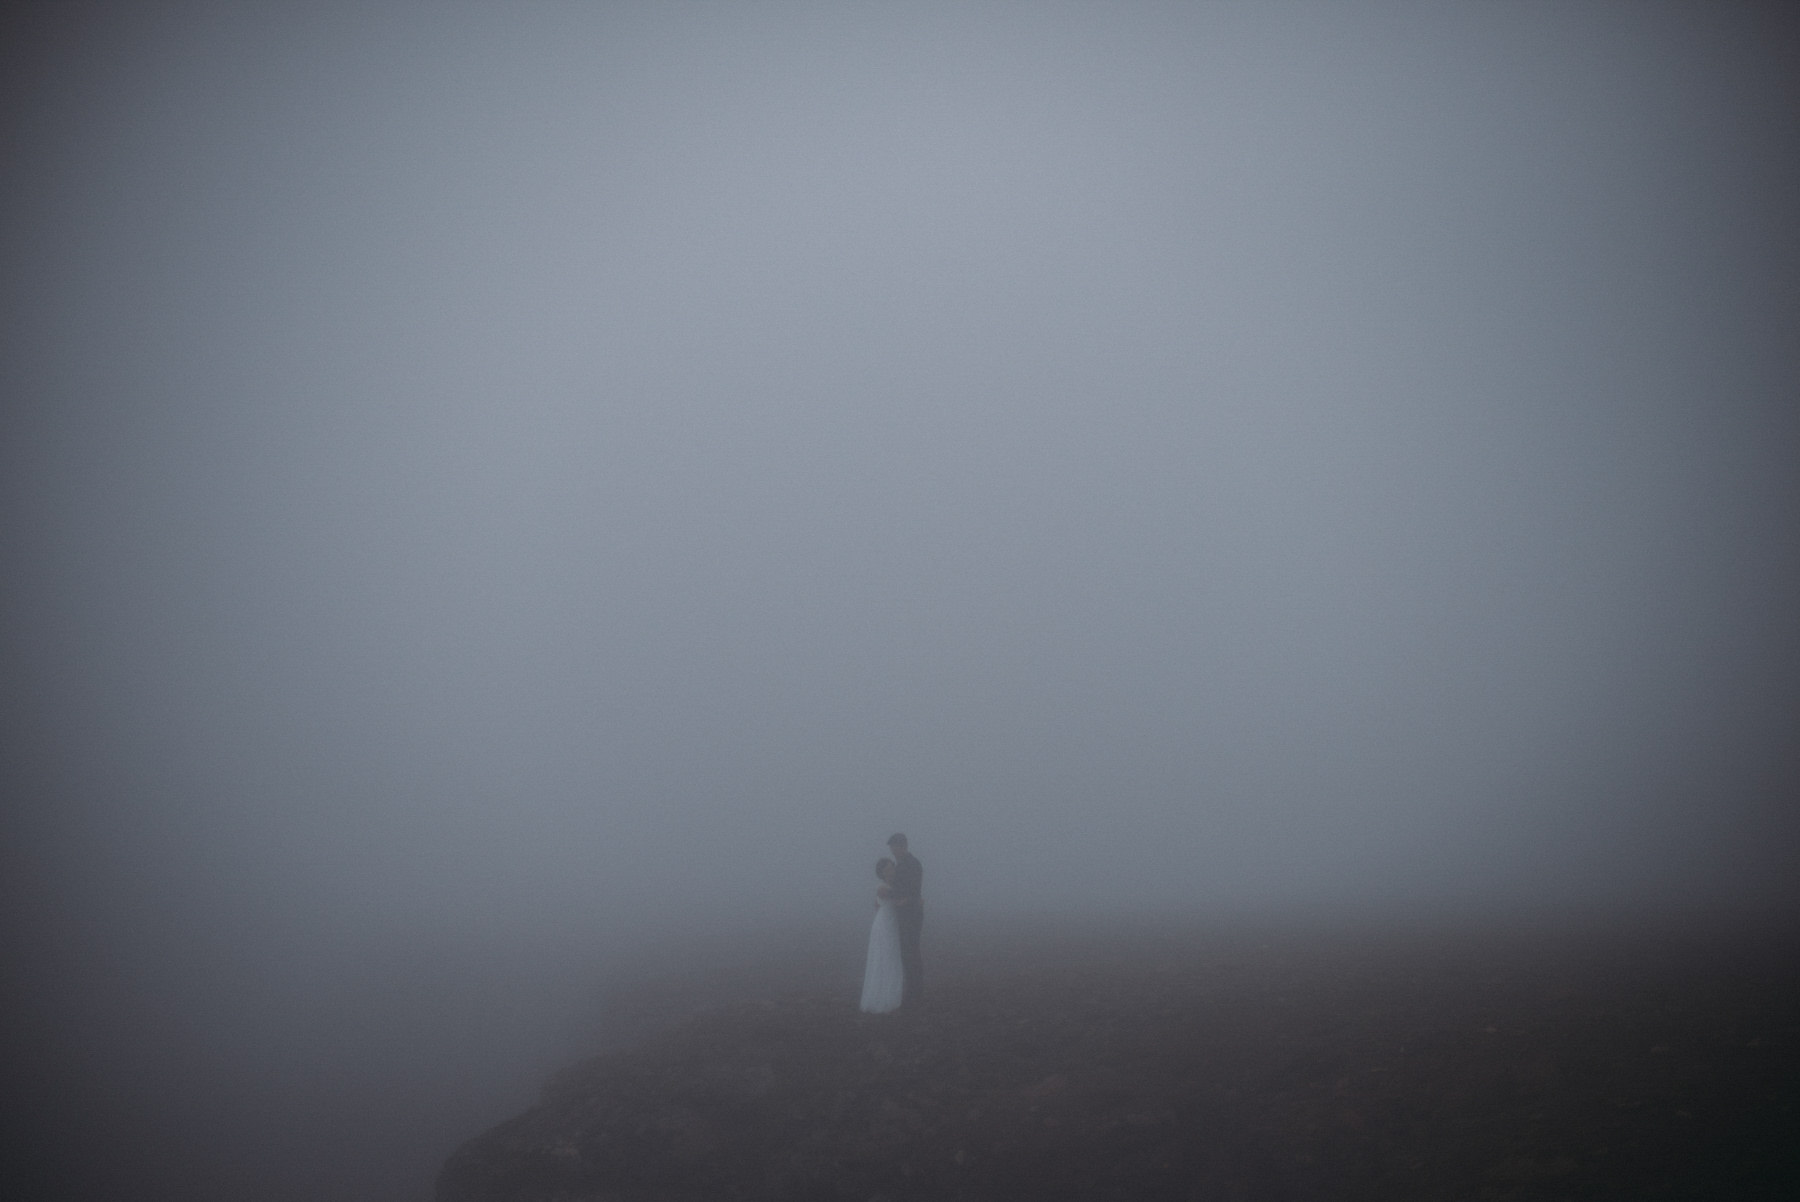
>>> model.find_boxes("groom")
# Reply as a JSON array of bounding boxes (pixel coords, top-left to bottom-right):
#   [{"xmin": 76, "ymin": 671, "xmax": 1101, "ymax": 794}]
[{"xmin": 886, "ymin": 833, "xmax": 924, "ymax": 1008}]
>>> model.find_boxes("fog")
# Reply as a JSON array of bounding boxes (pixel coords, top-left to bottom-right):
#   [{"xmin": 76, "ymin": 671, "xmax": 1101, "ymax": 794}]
[{"xmin": 3, "ymin": 2, "xmax": 1797, "ymax": 1198}]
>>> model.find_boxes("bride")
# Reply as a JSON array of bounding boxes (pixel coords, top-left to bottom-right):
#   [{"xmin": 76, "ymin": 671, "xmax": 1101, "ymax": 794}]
[{"xmin": 859, "ymin": 858, "xmax": 905, "ymax": 1013}]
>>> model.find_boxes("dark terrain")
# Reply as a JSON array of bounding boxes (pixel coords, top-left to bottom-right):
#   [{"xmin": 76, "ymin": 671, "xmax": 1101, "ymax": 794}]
[{"xmin": 438, "ymin": 923, "xmax": 1800, "ymax": 1201}]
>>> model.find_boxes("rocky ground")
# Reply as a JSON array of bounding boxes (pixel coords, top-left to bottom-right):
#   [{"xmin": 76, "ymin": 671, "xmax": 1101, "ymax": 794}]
[{"xmin": 436, "ymin": 923, "xmax": 1800, "ymax": 1201}]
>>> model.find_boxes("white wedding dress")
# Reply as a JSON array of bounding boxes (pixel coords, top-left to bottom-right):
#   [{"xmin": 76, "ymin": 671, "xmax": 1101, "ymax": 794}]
[{"xmin": 859, "ymin": 889, "xmax": 904, "ymax": 1014}]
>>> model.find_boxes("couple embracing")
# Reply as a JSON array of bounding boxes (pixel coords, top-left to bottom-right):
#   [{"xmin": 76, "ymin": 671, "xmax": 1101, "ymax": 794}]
[{"xmin": 858, "ymin": 833, "xmax": 923, "ymax": 1014}]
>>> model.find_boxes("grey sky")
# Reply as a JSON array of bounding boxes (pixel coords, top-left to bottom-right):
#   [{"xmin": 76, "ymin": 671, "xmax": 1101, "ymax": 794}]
[{"xmin": 5, "ymin": 0, "xmax": 1798, "ymax": 967}]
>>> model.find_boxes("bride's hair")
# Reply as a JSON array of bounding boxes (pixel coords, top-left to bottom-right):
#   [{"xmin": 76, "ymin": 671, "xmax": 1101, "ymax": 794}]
[{"xmin": 875, "ymin": 857, "xmax": 894, "ymax": 878}]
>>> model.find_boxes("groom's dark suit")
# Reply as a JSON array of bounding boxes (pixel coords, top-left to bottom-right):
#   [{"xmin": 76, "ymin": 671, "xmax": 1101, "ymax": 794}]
[{"xmin": 889, "ymin": 851, "xmax": 924, "ymax": 1007}]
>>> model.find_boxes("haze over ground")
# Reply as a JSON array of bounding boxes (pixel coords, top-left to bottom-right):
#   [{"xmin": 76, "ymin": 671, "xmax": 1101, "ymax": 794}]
[{"xmin": 3, "ymin": 3, "xmax": 1797, "ymax": 1199}]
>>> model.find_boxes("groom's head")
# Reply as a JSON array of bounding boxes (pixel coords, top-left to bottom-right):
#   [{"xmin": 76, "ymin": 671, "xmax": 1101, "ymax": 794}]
[{"xmin": 886, "ymin": 833, "xmax": 908, "ymax": 854}]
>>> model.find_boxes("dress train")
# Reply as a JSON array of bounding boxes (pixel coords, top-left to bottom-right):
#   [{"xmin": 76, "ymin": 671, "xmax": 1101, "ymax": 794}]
[{"xmin": 859, "ymin": 898, "xmax": 904, "ymax": 1013}]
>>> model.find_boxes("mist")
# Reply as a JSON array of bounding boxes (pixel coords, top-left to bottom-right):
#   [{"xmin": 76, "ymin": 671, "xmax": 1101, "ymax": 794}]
[{"xmin": 4, "ymin": 2, "xmax": 1797, "ymax": 1198}]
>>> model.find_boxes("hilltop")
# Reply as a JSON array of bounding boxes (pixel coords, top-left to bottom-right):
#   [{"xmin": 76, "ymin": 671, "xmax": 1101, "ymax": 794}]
[{"xmin": 437, "ymin": 925, "xmax": 1799, "ymax": 1201}]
